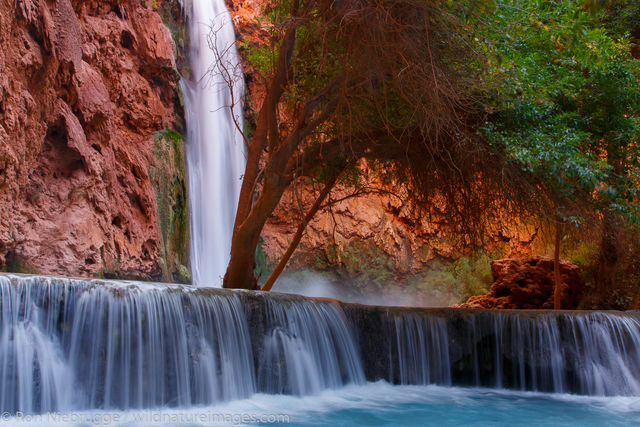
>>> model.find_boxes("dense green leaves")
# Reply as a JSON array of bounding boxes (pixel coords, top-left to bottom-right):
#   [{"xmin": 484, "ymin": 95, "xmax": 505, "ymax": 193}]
[{"xmin": 479, "ymin": 0, "xmax": 640, "ymax": 222}]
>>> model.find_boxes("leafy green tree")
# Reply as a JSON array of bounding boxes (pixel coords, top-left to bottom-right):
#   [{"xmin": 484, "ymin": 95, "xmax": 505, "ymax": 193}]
[
  {"xmin": 479, "ymin": 0, "xmax": 640, "ymax": 305},
  {"xmin": 221, "ymin": 0, "xmax": 476, "ymax": 289}
]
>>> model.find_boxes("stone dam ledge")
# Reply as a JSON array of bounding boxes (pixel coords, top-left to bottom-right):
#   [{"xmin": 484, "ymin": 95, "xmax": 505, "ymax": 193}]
[{"xmin": 3, "ymin": 272, "xmax": 639, "ymax": 396}]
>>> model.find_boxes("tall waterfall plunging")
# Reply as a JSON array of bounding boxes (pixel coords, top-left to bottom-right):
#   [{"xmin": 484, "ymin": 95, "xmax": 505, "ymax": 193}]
[{"xmin": 183, "ymin": 0, "xmax": 246, "ymax": 287}]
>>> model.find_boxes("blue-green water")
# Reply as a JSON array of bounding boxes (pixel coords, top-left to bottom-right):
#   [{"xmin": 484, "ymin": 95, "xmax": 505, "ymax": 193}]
[
  {"xmin": 269, "ymin": 382, "xmax": 640, "ymax": 426},
  {"xmin": 4, "ymin": 382, "xmax": 638, "ymax": 426}
]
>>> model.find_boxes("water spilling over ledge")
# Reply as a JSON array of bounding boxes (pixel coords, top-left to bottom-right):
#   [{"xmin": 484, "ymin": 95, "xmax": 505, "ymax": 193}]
[
  {"xmin": 348, "ymin": 306, "xmax": 640, "ymax": 396},
  {"xmin": 0, "ymin": 273, "xmax": 639, "ymax": 415}
]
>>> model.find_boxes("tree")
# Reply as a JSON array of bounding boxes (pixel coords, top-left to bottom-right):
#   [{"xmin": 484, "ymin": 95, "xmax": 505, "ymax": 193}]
[
  {"xmin": 220, "ymin": 0, "xmax": 530, "ymax": 289},
  {"xmin": 479, "ymin": 0, "xmax": 640, "ymax": 307}
]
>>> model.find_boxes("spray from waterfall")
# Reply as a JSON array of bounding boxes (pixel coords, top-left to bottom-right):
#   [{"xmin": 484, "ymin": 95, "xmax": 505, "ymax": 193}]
[{"xmin": 182, "ymin": 0, "xmax": 246, "ymax": 287}]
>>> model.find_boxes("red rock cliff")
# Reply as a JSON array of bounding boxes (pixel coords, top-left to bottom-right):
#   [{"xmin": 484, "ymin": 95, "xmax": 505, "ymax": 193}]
[{"xmin": 0, "ymin": 0, "xmax": 188, "ymax": 280}]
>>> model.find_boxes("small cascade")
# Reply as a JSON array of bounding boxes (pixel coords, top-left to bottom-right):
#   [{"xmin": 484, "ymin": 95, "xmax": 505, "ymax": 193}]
[
  {"xmin": 0, "ymin": 275, "xmax": 365, "ymax": 414},
  {"xmin": 66, "ymin": 283, "xmax": 255, "ymax": 409},
  {"xmin": 0, "ymin": 276, "xmax": 73, "ymax": 413},
  {"xmin": 255, "ymin": 297, "xmax": 365, "ymax": 395},
  {"xmin": 2, "ymin": 273, "xmax": 640, "ymax": 415},
  {"xmin": 0, "ymin": 275, "xmax": 255, "ymax": 413},
  {"xmin": 383, "ymin": 310, "xmax": 640, "ymax": 396},
  {"xmin": 390, "ymin": 314, "xmax": 451, "ymax": 386},
  {"xmin": 183, "ymin": 0, "xmax": 246, "ymax": 287}
]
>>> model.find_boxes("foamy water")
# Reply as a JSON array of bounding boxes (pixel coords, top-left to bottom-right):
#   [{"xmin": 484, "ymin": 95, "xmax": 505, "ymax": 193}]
[
  {"xmin": 2, "ymin": 274, "xmax": 640, "ymax": 426},
  {"xmin": 2, "ymin": 382, "xmax": 639, "ymax": 426}
]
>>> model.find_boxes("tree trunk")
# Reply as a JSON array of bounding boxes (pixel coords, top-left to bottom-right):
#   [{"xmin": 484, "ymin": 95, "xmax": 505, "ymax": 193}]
[
  {"xmin": 262, "ymin": 171, "xmax": 342, "ymax": 291},
  {"xmin": 223, "ymin": 231, "xmax": 261, "ymax": 290},
  {"xmin": 597, "ymin": 210, "xmax": 619, "ymax": 302},
  {"xmin": 223, "ymin": 176, "xmax": 289, "ymax": 289},
  {"xmin": 221, "ymin": 20, "xmax": 303, "ymax": 290},
  {"xmin": 633, "ymin": 286, "xmax": 640, "ymax": 310},
  {"xmin": 553, "ymin": 216, "xmax": 562, "ymax": 310},
  {"xmin": 597, "ymin": 144, "xmax": 624, "ymax": 305}
]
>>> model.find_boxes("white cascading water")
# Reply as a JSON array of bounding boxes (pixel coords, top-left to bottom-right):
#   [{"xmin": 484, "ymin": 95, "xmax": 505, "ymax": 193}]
[
  {"xmin": 0, "ymin": 278, "xmax": 73, "ymax": 413},
  {"xmin": 388, "ymin": 310, "xmax": 640, "ymax": 395},
  {"xmin": 182, "ymin": 0, "xmax": 246, "ymax": 287},
  {"xmin": 2, "ymin": 272, "xmax": 640, "ymax": 416},
  {"xmin": 392, "ymin": 314, "xmax": 451, "ymax": 386},
  {"xmin": 257, "ymin": 297, "xmax": 365, "ymax": 395},
  {"xmin": 0, "ymin": 274, "xmax": 365, "ymax": 413}
]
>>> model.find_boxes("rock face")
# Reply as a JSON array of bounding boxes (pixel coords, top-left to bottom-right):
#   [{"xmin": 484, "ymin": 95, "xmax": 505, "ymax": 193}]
[
  {"xmin": 261, "ymin": 177, "xmax": 539, "ymax": 276},
  {"xmin": 0, "ymin": 0, "xmax": 187, "ymax": 280},
  {"xmin": 459, "ymin": 256, "xmax": 585, "ymax": 309}
]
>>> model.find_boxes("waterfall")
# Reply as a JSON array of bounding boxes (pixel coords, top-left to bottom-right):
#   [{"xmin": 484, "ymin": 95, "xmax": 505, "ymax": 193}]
[
  {"xmin": 66, "ymin": 283, "xmax": 255, "ymax": 408},
  {"xmin": 0, "ymin": 275, "xmax": 256, "ymax": 412},
  {"xmin": 391, "ymin": 314, "xmax": 451, "ymax": 386},
  {"xmin": 381, "ymin": 310, "xmax": 640, "ymax": 396},
  {"xmin": 183, "ymin": 0, "xmax": 246, "ymax": 287},
  {"xmin": 255, "ymin": 297, "xmax": 365, "ymax": 395},
  {"xmin": 0, "ymin": 274, "xmax": 363, "ymax": 414},
  {"xmin": 1, "ymin": 273, "xmax": 640, "ymax": 415},
  {"xmin": 0, "ymin": 277, "xmax": 73, "ymax": 413}
]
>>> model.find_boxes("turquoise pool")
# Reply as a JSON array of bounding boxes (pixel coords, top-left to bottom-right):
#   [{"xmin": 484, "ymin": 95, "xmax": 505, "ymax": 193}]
[{"xmin": 4, "ymin": 382, "xmax": 637, "ymax": 426}]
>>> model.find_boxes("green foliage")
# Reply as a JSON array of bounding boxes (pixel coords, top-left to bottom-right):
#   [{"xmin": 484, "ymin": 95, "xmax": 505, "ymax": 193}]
[
  {"xmin": 154, "ymin": 128, "xmax": 184, "ymax": 148},
  {"xmin": 312, "ymin": 239, "xmax": 494, "ymax": 306},
  {"xmin": 600, "ymin": 0, "xmax": 640, "ymax": 42},
  {"xmin": 565, "ymin": 240, "xmax": 599, "ymax": 269},
  {"xmin": 451, "ymin": 252, "xmax": 495, "ymax": 302},
  {"xmin": 406, "ymin": 252, "xmax": 494, "ymax": 306},
  {"xmin": 97, "ymin": 260, "xmax": 123, "ymax": 280},
  {"xmin": 479, "ymin": 0, "xmax": 640, "ymax": 223},
  {"xmin": 254, "ymin": 238, "xmax": 275, "ymax": 284},
  {"xmin": 151, "ymin": 128, "xmax": 191, "ymax": 284},
  {"xmin": 562, "ymin": 225, "xmax": 640, "ymax": 310},
  {"xmin": 340, "ymin": 240, "xmax": 396, "ymax": 289},
  {"xmin": 406, "ymin": 267, "xmax": 461, "ymax": 306},
  {"xmin": 313, "ymin": 239, "xmax": 395, "ymax": 291}
]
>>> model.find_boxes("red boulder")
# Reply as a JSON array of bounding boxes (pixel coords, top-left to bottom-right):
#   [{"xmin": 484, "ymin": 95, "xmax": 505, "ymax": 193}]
[{"xmin": 460, "ymin": 256, "xmax": 585, "ymax": 309}]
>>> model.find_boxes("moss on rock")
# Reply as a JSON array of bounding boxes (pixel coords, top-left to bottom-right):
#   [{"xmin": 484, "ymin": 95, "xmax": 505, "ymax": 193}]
[{"xmin": 150, "ymin": 128, "xmax": 191, "ymax": 284}]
